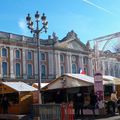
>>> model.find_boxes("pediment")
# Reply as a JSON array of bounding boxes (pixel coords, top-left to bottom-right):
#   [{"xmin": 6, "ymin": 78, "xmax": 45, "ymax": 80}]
[
  {"xmin": 57, "ymin": 39, "xmax": 86, "ymax": 51},
  {"xmin": 67, "ymin": 40, "xmax": 85, "ymax": 51}
]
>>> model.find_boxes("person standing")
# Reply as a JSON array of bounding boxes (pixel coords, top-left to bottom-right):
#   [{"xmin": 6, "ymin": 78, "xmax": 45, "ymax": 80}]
[
  {"xmin": 110, "ymin": 91, "xmax": 118, "ymax": 115},
  {"xmin": 73, "ymin": 91, "xmax": 84, "ymax": 118},
  {"xmin": 90, "ymin": 91, "xmax": 98, "ymax": 115},
  {"xmin": 1, "ymin": 96, "xmax": 9, "ymax": 114}
]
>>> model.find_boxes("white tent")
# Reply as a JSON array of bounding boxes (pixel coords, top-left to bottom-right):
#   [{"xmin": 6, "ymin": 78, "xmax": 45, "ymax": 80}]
[
  {"xmin": 103, "ymin": 75, "xmax": 120, "ymax": 85},
  {"xmin": 2, "ymin": 82, "xmax": 38, "ymax": 92}
]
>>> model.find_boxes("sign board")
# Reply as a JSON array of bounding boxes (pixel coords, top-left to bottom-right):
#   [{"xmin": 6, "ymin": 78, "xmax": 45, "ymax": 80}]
[{"xmin": 94, "ymin": 72, "xmax": 104, "ymax": 109}]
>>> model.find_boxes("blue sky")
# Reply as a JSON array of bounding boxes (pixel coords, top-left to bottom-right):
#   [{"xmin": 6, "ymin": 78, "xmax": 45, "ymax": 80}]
[{"xmin": 0, "ymin": 0, "xmax": 120, "ymax": 44}]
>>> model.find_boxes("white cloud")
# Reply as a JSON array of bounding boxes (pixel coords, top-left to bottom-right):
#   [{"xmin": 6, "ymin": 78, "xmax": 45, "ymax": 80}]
[
  {"xmin": 18, "ymin": 19, "xmax": 28, "ymax": 34},
  {"xmin": 82, "ymin": 0, "xmax": 114, "ymax": 15}
]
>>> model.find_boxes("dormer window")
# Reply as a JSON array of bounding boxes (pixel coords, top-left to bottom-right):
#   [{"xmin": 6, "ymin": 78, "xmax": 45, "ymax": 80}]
[{"xmin": 2, "ymin": 48, "xmax": 7, "ymax": 57}]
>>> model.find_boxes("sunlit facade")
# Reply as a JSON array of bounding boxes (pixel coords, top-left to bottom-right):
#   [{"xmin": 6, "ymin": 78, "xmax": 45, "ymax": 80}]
[{"xmin": 0, "ymin": 31, "xmax": 120, "ymax": 83}]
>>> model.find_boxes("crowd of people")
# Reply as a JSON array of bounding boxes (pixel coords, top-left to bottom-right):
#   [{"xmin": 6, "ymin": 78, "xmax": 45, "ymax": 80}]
[
  {"xmin": 73, "ymin": 90, "xmax": 98, "ymax": 118},
  {"xmin": 72, "ymin": 90, "xmax": 120, "ymax": 118}
]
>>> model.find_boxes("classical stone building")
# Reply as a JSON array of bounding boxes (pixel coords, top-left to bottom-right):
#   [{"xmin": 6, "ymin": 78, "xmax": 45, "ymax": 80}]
[{"xmin": 0, "ymin": 30, "xmax": 120, "ymax": 84}]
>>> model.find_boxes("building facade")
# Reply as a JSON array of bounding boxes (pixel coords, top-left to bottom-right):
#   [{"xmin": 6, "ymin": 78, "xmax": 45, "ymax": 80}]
[{"xmin": 0, "ymin": 30, "xmax": 120, "ymax": 83}]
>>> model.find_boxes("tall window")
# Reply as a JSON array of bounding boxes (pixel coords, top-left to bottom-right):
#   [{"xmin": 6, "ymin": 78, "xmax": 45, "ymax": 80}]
[
  {"xmin": 60, "ymin": 54, "xmax": 64, "ymax": 62},
  {"xmin": 27, "ymin": 64, "xmax": 32, "ymax": 77},
  {"xmin": 61, "ymin": 65, "xmax": 64, "ymax": 75},
  {"xmin": 16, "ymin": 63, "xmax": 20, "ymax": 77},
  {"xmin": 16, "ymin": 50, "xmax": 20, "ymax": 59},
  {"xmin": 72, "ymin": 63, "xmax": 77, "ymax": 73},
  {"xmin": 41, "ymin": 53, "xmax": 46, "ymax": 61},
  {"xmin": 2, "ymin": 62, "xmax": 7, "ymax": 76},
  {"xmin": 28, "ymin": 51, "xmax": 32, "ymax": 60},
  {"xmin": 41, "ymin": 64, "xmax": 46, "ymax": 78},
  {"xmin": 2, "ymin": 48, "xmax": 7, "ymax": 57}
]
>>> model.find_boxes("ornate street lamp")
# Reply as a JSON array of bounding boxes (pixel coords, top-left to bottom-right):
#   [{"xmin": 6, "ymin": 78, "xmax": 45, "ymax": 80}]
[{"xmin": 26, "ymin": 11, "xmax": 48, "ymax": 103}]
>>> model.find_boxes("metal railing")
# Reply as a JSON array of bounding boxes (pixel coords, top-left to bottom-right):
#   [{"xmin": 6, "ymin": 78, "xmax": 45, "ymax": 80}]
[{"xmin": 30, "ymin": 104, "xmax": 61, "ymax": 120}]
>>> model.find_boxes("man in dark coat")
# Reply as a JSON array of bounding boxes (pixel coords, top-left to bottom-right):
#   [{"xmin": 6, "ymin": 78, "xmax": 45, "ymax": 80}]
[
  {"xmin": 1, "ymin": 96, "xmax": 9, "ymax": 114},
  {"xmin": 73, "ymin": 91, "xmax": 84, "ymax": 118},
  {"xmin": 90, "ymin": 91, "xmax": 98, "ymax": 115}
]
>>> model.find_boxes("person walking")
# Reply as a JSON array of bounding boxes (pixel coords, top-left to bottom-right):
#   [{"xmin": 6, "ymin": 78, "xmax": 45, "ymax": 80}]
[{"xmin": 1, "ymin": 96, "xmax": 9, "ymax": 114}]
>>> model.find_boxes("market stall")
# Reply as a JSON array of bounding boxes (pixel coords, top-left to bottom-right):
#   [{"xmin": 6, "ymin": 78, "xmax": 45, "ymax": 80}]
[
  {"xmin": 0, "ymin": 82, "xmax": 37, "ymax": 114},
  {"xmin": 103, "ymin": 75, "xmax": 120, "ymax": 99}
]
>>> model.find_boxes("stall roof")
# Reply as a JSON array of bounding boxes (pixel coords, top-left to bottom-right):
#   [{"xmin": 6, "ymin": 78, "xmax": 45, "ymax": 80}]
[
  {"xmin": 41, "ymin": 74, "xmax": 94, "ymax": 90},
  {"xmin": 2, "ymin": 82, "xmax": 38, "ymax": 92},
  {"xmin": 65, "ymin": 73, "xmax": 94, "ymax": 83},
  {"xmin": 41, "ymin": 74, "xmax": 120, "ymax": 91}
]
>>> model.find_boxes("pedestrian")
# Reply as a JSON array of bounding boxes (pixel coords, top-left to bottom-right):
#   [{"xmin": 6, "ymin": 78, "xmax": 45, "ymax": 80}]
[
  {"xmin": 1, "ymin": 96, "xmax": 9, "ymax": 114},
  {"xmin": 117, "ymin": 97, "xmax": 120, "ymax": 115},
  {"xmin": 89, "ymin": 90, "xmax": 98, "ymax": 115},
  {"xmin": 73, "ymin": 90, "xmax": 84, "ymax": 118},
  {"xmin": 110, "ymin": 91, "xmax": 118, "ymax": 115}
]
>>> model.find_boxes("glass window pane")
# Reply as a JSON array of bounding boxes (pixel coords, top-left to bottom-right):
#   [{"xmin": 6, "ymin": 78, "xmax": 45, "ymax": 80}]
[
  {"xmin": 28, "ymin": 64, "xmax": 32, "ymax": 77},
  {"xmin": 60, "ymin": 55, "xmax": 64, "ymax": 62},
  {"xmin": 61, "ymin": 65, "xmax": 64, "ymax": 75},
  {"xmin": 41, "ymin": 53, "xmax": 45, "ymax": 60},
  {"xmin": 41, "ymin": 65, "xmax": 46, "ymax": 77},
  {"xmin": 2, "ymin": 48, "xmax": 7, "ymax": 57},
  {"xmin": 72, "ymin": 64, "xmax": 77, "ymax": 73},
  {"xmin": 2, "ymin": 62, "xmax": 7, "ymax": 76},
  {"xmin": 16, "ymin": 50, "xmax": 20, "ymax": 59},
  {"xmin": 16, "ymin": 63, "xmax": 20, "ymax": 76},
  {"xmin": 28, "ymin": 51, "xmax": 32, "ymax": 60}
]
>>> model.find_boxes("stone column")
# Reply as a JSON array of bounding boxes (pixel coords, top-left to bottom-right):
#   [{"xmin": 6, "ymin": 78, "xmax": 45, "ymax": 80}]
[
  {"xmin": 22, "ymin": 49, "xmax": 27, "ymax": 79},
  {"xmin": 55, "ymin": 51, "xmax": 61, "ymax": 77},
  {"xmin": 10, "ymin": 47, "xmax": 15, "ymax": 78},
  {"xmin": 48, "ymin": 51, "xmax": 54, "ymax": 78},
  {"xmin": 79, "ymin": 55, "xmax": 84, "ymax": 70},
  {"xmin": 88, "ymin": 58, "xmax": 93, "ymax": 76},
  {"xmin": 66, "ymin": 53, "xmax": 72, "ymax": 73},
  {"xmin": 34, "ymin": 50, "xmax": 38, "ymax": 79}
]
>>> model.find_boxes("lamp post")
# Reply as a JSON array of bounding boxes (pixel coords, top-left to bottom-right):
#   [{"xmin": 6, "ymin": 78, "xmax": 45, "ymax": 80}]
[{"xmin": 26, "ymin": 11, "xmax": 48, "ymax": 103}]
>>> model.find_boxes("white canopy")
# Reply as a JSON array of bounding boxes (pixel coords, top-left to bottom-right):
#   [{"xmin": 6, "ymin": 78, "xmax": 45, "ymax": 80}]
[{"xmin": 2, "ymin": 82, "xmax": 38, "ymax": 92}]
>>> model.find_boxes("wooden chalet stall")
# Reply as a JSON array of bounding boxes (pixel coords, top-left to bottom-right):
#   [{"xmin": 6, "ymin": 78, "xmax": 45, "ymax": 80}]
[
  {"xmin": 41, "ymin": 74, "xmax": 120, "ymax": 104},
  {"xmin": 41, "ymin": 74, "xmax": 94, "ymax": 105},
  {"xmin": 0, "ymin": 82, "xmax": 37, "ymax": 114}
]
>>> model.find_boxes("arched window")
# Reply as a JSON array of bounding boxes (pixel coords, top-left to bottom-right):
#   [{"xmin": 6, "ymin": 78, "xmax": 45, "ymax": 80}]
[
  {"xmin": 2, "ymin": 48, "xmax": 7, "ymax": 57},
  {"xmin": 27, "ymin": 64, "xmax": 32, "ymax": 77},
  {"xmin": 16, "ymin": 63, "xmax": 20, "ymax": 77},
  {"xmin": 61, "ymin": 65, "xmax": 64, "ymax": 75},
  {"xmin": 72, "ymin": 63, "xmax": 77, "ymax": 73},
  {"xmin": 28, "ymin": 51, "xmax": 32, "ymax": 60},
  {"xmin": 2, "ymin": 62, "xmax": 7, "ymax": 76},
  {"xmin": 41, "ymin": 64, "xmax": 46, "ymax": 78},
  {"xmin": 16, "ymin": 50, "xmax": 20, "ymax": 59}
]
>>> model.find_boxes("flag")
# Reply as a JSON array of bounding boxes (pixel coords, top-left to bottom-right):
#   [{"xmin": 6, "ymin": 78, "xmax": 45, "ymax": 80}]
[{"xmin": 79, "ymin": 68, "xmax": 86, "ymax": 74}]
